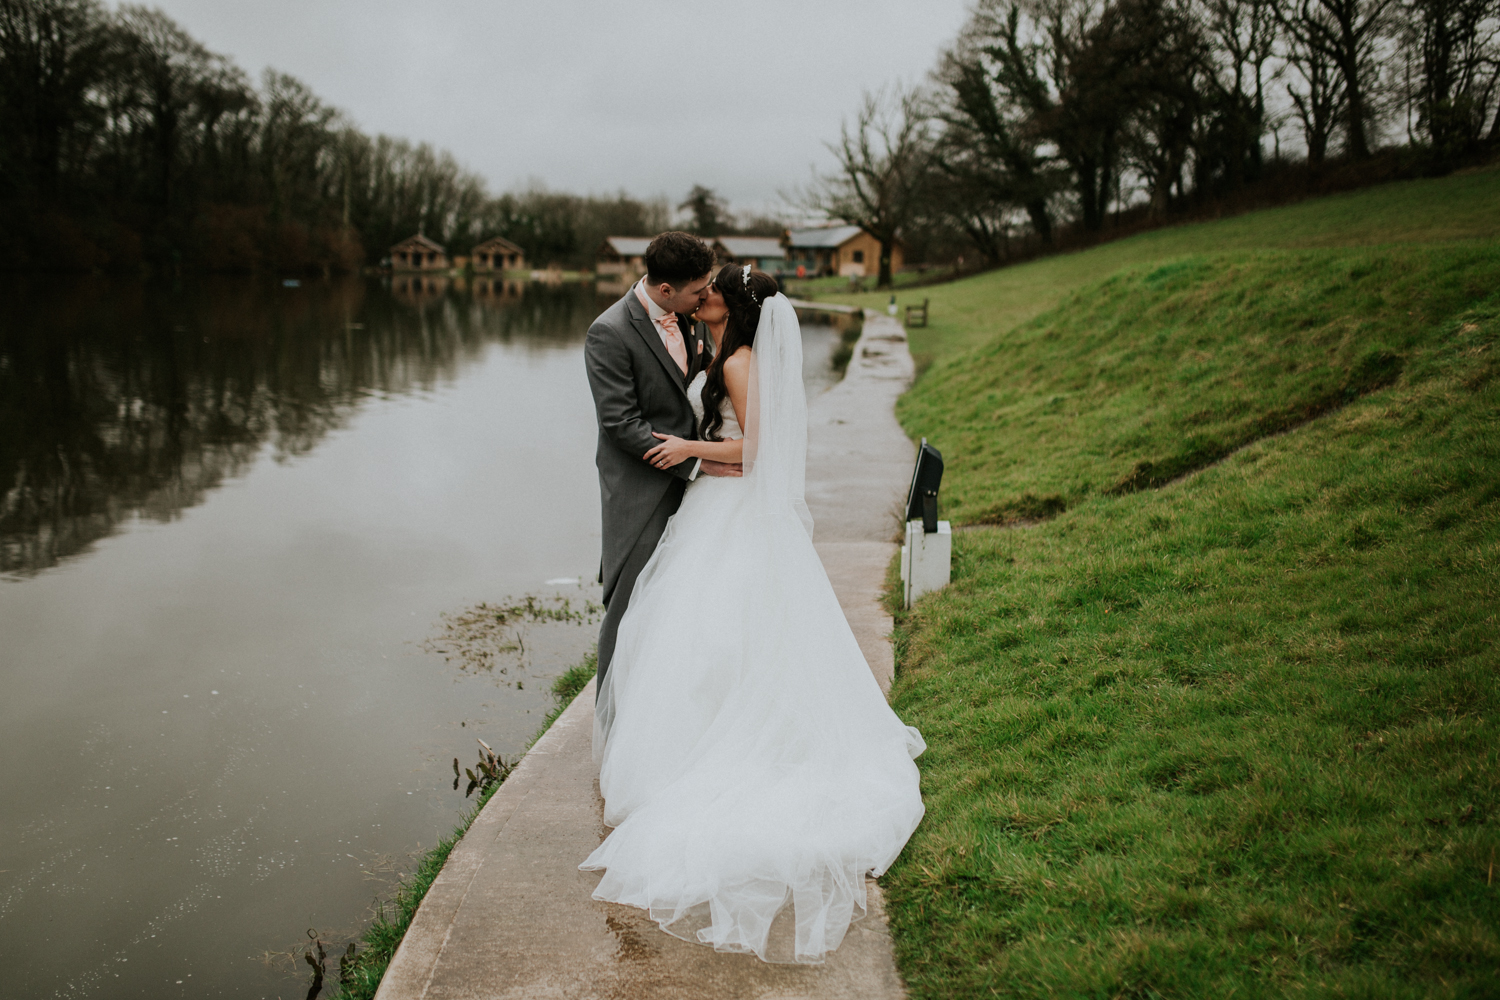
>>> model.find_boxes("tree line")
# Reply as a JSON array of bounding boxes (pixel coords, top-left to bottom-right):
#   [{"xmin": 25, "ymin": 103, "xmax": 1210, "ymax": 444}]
[
  {"xmin": 0, "ymin": 0, "xmax": 778, "ymax": 273},
  {"xmin": 810, "ymin": 0, "xmax": 1500, "ymax": 286}
]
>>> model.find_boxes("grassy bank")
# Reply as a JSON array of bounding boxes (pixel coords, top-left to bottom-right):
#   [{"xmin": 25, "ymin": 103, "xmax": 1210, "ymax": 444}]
[
  {"xmin": 821, "ymin": 169, "xmax": 1500, "ymax": 374},
  {"xmin": 331, "ymin": 657, "xmax": 594, "ymax": 999},
  {"xmin": 879, "ymin": 181, "xmax": 1499, "ymax": 997}
]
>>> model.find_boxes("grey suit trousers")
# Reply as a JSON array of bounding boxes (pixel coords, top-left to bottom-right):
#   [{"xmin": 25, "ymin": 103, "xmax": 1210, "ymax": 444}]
[{"xmin": 596, "ymin": 479, "xmax": 684, "ymax": 688}]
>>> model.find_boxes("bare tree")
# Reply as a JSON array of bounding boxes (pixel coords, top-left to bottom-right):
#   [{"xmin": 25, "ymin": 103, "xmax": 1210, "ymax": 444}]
[
  {"xmin": 918, "ymin": 165, "xmax": 1029, "ymax": 266},
  {"xmin": 1282, "ymin": 4, "xmax": 1348, "ymax": 161},
  {"xmin": 258, "ymin": 69, "xmax": 339, "ymax": 223},
  {"xmin": 1402, "ymin": 0, "xmax": 1500, "ymax": 159},
  {"xmin": 1117, "ymin": 0, "xmax": 1210, "ymax": 216},
  {"xmin": 0, "ymin": 0, "xmax": 109, "ymax": 200},
  {"xmin": 1196, "ymin": 0, "xmax": 1280, "ymax": 190},
  {"xmin": 1277, "ymin": 0, "xmax": 1399, "ymax": 158},
  {"xmin": 189, "ymin": 54, "xmax": 257, "ymax": 204},
  {"xmin": 932, "ymin": 4, "xmax": 1065, "ymax": 246},
  {"xmin": 979, "ymin": 0, "xmax": 1202, "ymax": 232},
  {"xmin": 808, "ymin": 86, "xmax": 931, "ymax": 288},
  {"xmin": 1030, "ymin": 0, "xmax": 1124, "ymax": 233},
  {"xmin": 114, "ymin": 6, "xmax": 212, "ymax": 210}
]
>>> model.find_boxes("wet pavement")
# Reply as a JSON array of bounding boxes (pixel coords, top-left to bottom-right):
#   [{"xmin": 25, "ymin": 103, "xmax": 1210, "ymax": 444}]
[{"xmin": 373, "ymin": 311, "xmax": 917, "ymax": 1000}]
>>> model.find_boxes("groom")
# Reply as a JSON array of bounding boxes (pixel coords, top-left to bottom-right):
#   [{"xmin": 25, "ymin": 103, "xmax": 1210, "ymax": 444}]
[{"xmin": 585, "ymin": 232, "xmax": 741, "ymax": 688}]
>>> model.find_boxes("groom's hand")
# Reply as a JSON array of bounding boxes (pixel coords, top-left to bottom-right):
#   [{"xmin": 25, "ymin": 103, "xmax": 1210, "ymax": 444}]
[{"xmin": 701, "ymin": 460, "xmax": 743, "ymax": 478}]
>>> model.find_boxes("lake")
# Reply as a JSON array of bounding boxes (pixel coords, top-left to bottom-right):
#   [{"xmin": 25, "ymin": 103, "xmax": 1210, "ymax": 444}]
[{"xmin": 0, "ymin": 275, "xmax": 845, "ymax": 999}]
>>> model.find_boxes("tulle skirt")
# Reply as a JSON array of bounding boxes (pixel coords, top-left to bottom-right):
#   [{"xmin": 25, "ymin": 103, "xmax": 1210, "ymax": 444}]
[{"xmin": 583, "ymin": 473, "xmax": 925, "ymax": 964}]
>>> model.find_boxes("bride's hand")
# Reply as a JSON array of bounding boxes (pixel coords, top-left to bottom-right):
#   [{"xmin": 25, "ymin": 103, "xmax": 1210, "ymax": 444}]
[{"xmin": 644, "ymin": 432, "xmax": 695, "ymax": 470}]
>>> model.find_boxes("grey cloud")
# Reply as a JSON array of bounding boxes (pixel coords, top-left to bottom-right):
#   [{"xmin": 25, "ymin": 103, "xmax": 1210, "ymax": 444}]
[{"xmin": 133, "ymin": 0, "xmax": 970, "ymax": 212}]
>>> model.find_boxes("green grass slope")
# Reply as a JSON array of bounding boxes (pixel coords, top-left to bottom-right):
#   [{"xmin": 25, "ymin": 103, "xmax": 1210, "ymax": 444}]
[
  {"xmin": 882, "ymin": 243, "xmax": 1500, "ymax": 996},
  {"xmin": 904, "ymin": 248, "xmax": 1498, "ymax": 525},
  {"xmin": 820, "ymin": 168, "xmax": 1500, "ymax": 370}
]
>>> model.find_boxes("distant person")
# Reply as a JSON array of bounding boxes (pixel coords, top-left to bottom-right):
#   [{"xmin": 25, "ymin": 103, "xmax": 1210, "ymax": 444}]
[{"xmin": 581, "ymin": 258, "xmax": 926, "ymax": 963}]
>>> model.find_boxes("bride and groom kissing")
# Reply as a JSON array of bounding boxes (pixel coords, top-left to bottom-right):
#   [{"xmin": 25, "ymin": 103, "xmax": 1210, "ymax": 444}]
[{"xmin": 581, "ymin": 231, "xmax": 925, "ymax": 964}]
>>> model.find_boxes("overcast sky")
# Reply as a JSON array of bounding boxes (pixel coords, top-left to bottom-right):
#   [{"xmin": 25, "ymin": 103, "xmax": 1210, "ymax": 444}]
[{"xmin": 132, "ymin": 0, "xmax": 973, "ymax": 216}]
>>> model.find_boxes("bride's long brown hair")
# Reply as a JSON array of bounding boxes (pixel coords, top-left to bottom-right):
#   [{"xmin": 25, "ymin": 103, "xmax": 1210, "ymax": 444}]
[{"xmin": 701, "ymin": 266, "xmax": 779, "ymax": 441}]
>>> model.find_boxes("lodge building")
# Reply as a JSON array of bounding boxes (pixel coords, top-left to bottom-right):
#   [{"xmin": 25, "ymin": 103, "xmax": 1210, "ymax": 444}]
[
  {"xmin": 596, "ymin": 237, "xmax": 652, "ymax": 279},
  {"xmin": 389, "ymin": 234, "xmax": 449, "ymax": 272},
  {"xmin": 472, "ymin": 236, "xmax": 525, "ymax": 273},
  {"xmin": 711, "ymin": 236, "xmax": 786, "ymax": 273},
  {"xmin": 781, "ymin": 225, "xmax": 903, "ymax": 278}
]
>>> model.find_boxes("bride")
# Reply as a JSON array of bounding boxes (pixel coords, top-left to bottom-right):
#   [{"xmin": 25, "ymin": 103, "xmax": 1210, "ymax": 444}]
[{"xmin": 582, "ymin": 265, "xmax": 926, "ymax": 964}]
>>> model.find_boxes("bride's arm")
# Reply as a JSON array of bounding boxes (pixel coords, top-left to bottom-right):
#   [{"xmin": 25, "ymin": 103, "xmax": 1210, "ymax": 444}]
[
  {"xmin": 645, "ymin": 434, "xmax": 741, "ymax": 465},
  {"xmin": 723, "ymin": 347, "xmax": 750, "ymax": 435},
  {"xmin": 642, "ymin": 348, "xmax": 751, "ymax": 469}
]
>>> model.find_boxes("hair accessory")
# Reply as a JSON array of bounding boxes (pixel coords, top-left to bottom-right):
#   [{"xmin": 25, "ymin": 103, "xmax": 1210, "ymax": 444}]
[{"xmin": 742, "ymin": 263, "xmax": 758, "ymax": 304}]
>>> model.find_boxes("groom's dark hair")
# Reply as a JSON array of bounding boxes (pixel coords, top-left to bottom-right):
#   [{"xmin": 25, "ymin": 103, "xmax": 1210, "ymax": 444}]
[{"xmin": 644, "ymin": 232, "xmax": 716, "ymax": 287}]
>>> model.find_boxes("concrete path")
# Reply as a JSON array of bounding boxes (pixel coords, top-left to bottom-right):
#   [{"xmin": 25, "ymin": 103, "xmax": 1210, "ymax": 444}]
[
  {"xmin": 806, "ymin": 311, "xmax": 917, "ymax": 693},
  {"xmin": 374, "ymin": 311, "xmax": 915, "ymax": 1000}
]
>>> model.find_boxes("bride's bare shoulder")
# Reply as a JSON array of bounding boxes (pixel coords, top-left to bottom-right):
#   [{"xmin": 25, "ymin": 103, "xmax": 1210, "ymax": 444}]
[{"xmin": 722, "ymin": 345, "xmax": 752, "ymax": 374}]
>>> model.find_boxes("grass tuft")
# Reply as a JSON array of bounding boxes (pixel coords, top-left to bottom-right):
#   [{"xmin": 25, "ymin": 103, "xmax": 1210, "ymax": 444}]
[{"xmin": 537, "ymin": 651, "xmax": 595, "ymax": 742}]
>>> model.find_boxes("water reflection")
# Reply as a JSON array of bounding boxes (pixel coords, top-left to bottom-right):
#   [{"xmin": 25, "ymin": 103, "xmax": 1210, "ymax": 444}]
[
  {"xmin": 0, "ymin": 276, "xmax": 598, "ymax": 577},
  {"xmin": 0, "ymin": 275, "xmax": 608, "ymax": 999},
  {"xmin": 0, "ymin": 276, "xmax": 847, "ymax": 999}
]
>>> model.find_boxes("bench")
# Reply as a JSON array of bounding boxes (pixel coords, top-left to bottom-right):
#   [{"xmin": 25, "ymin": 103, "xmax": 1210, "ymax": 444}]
[{"xmin": 905, "ymin": 298, "xmax": 929, "ymax": 328}]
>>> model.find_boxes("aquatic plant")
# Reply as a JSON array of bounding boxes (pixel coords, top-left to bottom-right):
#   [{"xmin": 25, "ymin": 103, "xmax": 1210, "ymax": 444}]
[
  {"xmin": 420, "ymin": 593, "xmax": 601, "ymax": 682},
  {"xmin": 454, "ymin": 739, "xmax": 514, "ymax": 799}
]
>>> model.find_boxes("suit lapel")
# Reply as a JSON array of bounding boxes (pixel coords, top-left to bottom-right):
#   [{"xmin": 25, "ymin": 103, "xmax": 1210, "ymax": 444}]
[
  {"xmin": 680, "ymin": 314, "xmax": 708, "ymax": 381},
  {"xmin": 626, "ymin": 294, "xmax": 689, "ymax": 394}
]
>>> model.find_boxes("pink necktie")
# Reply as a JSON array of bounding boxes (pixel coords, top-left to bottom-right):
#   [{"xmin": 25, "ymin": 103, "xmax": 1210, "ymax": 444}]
[
  {"xmin": 658, "ymin": 311, "xmax": 688, "ymax": 375},
  {"xmin": 635, "ymin": 284, "xmax": 689, "ymax": 374}
]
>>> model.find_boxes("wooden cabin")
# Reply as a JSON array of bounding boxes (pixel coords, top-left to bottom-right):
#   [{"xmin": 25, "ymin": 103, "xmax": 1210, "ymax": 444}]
[
  {"xmin": 782, "ymin": 225, "xmax": 903, "ymax": 278},
  {"xmin": 390, "ymin": 234, "xmax": 449, "ymax": 272},
  {"xmin": 596, "ymin": 237, "xmax": 652, "ymax": 278},
  {"xmin": 711, "ymin": 236, "xmax": 787, "ymax": 273},
  {"xmin": 471, "ymin": 236, "xmax": 525, "ymax": 273}
]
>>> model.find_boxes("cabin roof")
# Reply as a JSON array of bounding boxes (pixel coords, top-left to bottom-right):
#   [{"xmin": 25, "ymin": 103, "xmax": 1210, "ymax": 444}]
[
  {"xmin": 784, "ymin": 225, "xmax": 866, "ymax": 249},
  {"xmin": 473, "ymin": 236, "xmax": 523, "ymax": 254},
  {"xmin": 601, "ymin": 236, "xmax": 653, "ymax": 257},
  {"xmin": 715, "ymin": 236, "xmax": 786, "ymax": 259},
  {"xmin": 390, "ymin": 234, "xmax": 446, "ymax": 254}
]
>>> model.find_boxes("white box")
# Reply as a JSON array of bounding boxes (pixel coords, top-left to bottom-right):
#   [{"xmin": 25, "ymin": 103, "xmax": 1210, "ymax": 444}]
[{"xmin": 901, "ymin": 519, "xmax": 951, "ymax": 608}]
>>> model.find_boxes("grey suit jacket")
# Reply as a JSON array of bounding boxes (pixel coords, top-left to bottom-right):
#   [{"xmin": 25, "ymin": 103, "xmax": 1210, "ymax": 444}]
[{"xmin": 584, "ymin": 290, "xmax": 711, "ymax": 603}]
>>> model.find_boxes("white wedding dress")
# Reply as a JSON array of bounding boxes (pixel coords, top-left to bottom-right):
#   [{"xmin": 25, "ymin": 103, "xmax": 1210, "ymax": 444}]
[{"xmin": 582, "ymin": 293, "xmax": 925, "ymax": 964}]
